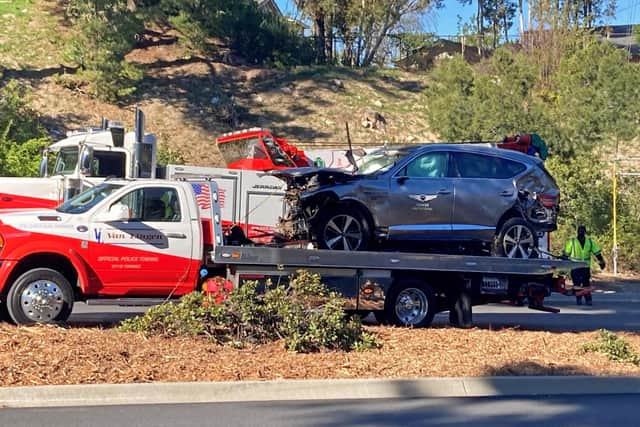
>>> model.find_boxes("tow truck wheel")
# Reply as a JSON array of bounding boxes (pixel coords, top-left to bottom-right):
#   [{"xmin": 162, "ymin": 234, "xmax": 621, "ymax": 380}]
[
  {"xmin": 495, "ymin": 218, "xmax": 538, "ymax": 259},
  {"xmin": 315, "ymin": 206, "xmax": 371, "ymax": 251},
  {"xmin": 6, "ymin": 268, "xmax": 74, "ymax": 325},
  {"xmin": 385, "ymin": 280, "xmax": 436, "ymax": 327}
]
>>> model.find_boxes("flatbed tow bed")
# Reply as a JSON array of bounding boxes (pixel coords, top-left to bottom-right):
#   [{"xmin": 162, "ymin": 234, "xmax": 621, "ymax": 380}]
[{"xmin": 213, "ymin": 240, "xmax": 584, "ymax": 328}]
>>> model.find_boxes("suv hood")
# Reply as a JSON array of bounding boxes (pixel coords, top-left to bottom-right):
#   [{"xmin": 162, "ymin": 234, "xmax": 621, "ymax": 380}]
[{"xmin": 270, "ymin": 167, "xmax": 358, "ymax": 189}]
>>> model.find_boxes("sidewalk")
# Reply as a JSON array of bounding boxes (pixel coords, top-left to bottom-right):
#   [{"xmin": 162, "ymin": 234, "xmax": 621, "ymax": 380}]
[{"xmin": 2, "ymin": 377, "xmax": 640, "ymax": 408}]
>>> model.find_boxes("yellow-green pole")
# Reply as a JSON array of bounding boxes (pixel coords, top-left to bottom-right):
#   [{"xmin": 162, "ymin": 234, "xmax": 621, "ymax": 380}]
[{"xmin": 612, "ymin": 160, "xmax": 618, "ymax": 275}]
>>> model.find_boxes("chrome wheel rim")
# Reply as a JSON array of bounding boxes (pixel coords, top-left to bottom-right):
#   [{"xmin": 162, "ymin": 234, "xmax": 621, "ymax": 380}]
[
  {"xmin": 503, "ymin": 224, "xmax": 536, "ymax": 258},
  {"xmin": 323, "ymin": 214, "xmax": 363, "ymax": 250},
  {"xmin": 20, "ymin": 280, "xmax": 65, "ymax": 322},
  {"xmin": 395, "ymin": 288, "xmax": 428, "ymax": 325}
]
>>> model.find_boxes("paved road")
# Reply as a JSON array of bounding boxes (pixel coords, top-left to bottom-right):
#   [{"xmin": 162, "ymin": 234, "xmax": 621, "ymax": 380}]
[
  {"xmin": 68, "ymin": 286, "xmax": 640, "ymax": 332},
  {"xmin": 1, "ymin": 394, "xmax": 638, "ymax": 427}
]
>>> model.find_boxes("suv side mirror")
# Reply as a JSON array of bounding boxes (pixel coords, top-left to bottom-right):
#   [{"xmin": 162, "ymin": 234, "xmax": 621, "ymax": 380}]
[
  {"xmin": 80, "ymin": 146, "xmax": 94, "ymax": 176},
  {"xmin": 396, "ymin": 175, "xmax": 409, "ymax": 184},
  {"xmin": 95, "ymin": 203, "xmax": 130, "ymax": 223}
]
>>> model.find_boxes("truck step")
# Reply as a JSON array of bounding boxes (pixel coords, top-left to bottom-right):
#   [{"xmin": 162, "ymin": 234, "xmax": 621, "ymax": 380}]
[{"xmin": 85, "ymin": 298, "xmax": 175, "ymax": 307}]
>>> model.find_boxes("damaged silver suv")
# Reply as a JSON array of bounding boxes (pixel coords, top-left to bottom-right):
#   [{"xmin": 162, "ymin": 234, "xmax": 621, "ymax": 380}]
[{"xmin": 273, "ymin": 144, "xmax": 559, "ymax": 258}]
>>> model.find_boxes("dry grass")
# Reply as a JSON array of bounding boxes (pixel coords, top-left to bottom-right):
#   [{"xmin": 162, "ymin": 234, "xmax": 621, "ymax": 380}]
[{"xmin": 1, "ymin": 324, "xmax": 640, "ymax": 387}]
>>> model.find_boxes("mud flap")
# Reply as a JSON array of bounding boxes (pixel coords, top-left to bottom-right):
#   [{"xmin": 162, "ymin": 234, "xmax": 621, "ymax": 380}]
[{"xmin": 524, "ymin": 283, "xmax": 560, "ymax": 313}]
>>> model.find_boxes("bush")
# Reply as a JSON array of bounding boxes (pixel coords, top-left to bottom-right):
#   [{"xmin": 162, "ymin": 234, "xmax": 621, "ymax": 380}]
[
  {"xmin": 158, "ymin": 0, "xmax": 312, "ymax": 66},
  {"xmin": 580, "ymin": 329, "xmax": 640, "ymax": 366},
  {"xmin": 63, "ymin": 1, "xmax": 144, "ymax": 101},
  {"xmin": 0, "ymin": 81, "xmax": 50, "ymax": 176},
  {"xmin": 119, "ymin": 271, "xmax": 379, "ymax": 353}
]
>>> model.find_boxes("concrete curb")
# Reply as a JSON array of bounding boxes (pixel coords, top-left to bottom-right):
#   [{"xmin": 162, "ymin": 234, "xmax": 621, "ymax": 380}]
[{"xmin": 2, "ymin": 377, "xmax": 640, "ymax": 408}]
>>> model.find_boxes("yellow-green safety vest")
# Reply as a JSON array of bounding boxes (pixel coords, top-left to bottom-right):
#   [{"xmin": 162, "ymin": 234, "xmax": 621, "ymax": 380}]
[{"xmin": 563, "ymin": 237, "xmax": 602, "ymax": 267}]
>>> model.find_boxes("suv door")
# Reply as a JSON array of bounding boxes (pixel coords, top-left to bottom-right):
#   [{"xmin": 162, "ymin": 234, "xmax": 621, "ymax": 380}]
[
  {"xmin": 387, "ymin": 151, "xmax": 454, "ymax": 240},
  {"xmin": 88, "ymin": 185, "xmax": 193, "ymax": 295},
  {"xmin": 450, "ymin": 152, "xmax": 526, "ymax": 241}
]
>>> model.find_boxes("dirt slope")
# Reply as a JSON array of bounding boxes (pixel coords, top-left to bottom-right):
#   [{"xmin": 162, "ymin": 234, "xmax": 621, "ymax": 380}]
[{"xmin": 1, "ymin": 1, "xmax": 435, "ymax": 167}]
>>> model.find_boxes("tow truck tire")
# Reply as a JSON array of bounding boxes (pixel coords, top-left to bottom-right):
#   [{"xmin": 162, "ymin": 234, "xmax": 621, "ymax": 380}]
[
  {"xmin": 495, "ymin": 218, "xmax": 538, "ymax": 259},
  {"xmin": 315, "ymin": 206, "xmax": 371, "ymax": 251},
  {"xmin": 449, "ymin": 291, "xmax": 473, "ymax": 328},
  {"xmin": 6, "ymin": 268, "xmax": 74, "ymax": 325},
  {"xmin": 385, "ymin": 280, "xmax": 436, "ymax": 328}
]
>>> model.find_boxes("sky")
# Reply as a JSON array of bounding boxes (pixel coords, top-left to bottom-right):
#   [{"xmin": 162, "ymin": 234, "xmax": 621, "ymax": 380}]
[{"xmin": 275, "ymin": 0, "xmax": 640, "ymax": 38}]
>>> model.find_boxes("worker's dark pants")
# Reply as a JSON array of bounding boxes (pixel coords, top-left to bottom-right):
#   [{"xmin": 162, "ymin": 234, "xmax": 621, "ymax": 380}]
[{"xmin": 571, "ymin": 267, "xmax": 592, "ymax": 304}]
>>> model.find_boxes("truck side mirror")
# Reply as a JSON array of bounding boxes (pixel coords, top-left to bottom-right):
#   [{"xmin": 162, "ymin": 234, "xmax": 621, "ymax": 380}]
[
  {"xmin": 80, "ymin": 146, "xmax": 94, "ymax": 176},
  {"xmin": 95, "ymin": 203, "xmax": 130, "ymax": 223},
  {"xmin": 39, "ymin": 154, "xmax": 48, "ymax": 177}
]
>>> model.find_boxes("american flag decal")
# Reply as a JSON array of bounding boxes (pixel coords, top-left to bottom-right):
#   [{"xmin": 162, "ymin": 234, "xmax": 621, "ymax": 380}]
[{"xmin": 191, "ymin": 183, "xmax": 211, "ymax": 210}]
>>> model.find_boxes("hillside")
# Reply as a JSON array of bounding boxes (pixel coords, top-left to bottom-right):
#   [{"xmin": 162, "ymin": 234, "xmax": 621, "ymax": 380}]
[{"xmin": 0, "ymin": 1, "xmax": 434, "ymax": 167}]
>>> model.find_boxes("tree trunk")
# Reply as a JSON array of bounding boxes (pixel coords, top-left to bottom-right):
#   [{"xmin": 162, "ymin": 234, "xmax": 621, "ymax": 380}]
[
  {"xmin": 503, "ymin": 14, "xmax": 509, "ymax": 43},
  {"xmin": 314, "ymin": 14, "xmax": 326, "ymax": 64},
  {"xmin": 477, "ymin": 0, "xmax": 484, "ymax": 56},
  {"xmin": 518, "ymin": 0, "xmax": 524, "ymax": 41}
]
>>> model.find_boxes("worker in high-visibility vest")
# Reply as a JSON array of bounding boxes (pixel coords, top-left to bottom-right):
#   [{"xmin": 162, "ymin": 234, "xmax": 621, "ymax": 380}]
[{"xmin": 562, "ymin": 225, "xmax": 606, "ymax": 305}]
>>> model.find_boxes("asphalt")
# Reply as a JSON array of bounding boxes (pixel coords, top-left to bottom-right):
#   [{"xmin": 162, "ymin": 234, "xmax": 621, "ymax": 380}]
[{"xmin": 2, "ymin": 376, "xmax": 640, "ymax": 408}]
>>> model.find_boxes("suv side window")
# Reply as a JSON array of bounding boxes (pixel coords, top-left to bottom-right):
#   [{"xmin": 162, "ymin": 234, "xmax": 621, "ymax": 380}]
[
  {"xmin": 401, "ymin": 152, "xmax": 448, "ymax": 178},
  {"xmin": 116, "ymin": 187, "xmax": 182, "ymax": 222},
  {"xmin": 453, "ymin": 153, "xmax": 525, "ymax": 179}
]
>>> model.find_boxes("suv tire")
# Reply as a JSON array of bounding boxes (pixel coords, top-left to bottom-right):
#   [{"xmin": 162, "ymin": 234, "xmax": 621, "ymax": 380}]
[
  {"xmin": 315, "ymin": 205, "xmax": 371, "ymax": 251},
  {"xmin": 495, "ymin": 217, "xmax": 539, "ymax": 258}
]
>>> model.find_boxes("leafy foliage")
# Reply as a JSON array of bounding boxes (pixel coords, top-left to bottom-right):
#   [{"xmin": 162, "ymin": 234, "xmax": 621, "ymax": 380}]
[
  {"xmin": 62, "ymin": 0, "xmax": 144, "ymax": 101},
  {"xmin": 119, "ymin": 270, "xmax": 379, "ymax": 353},
  {"xmin": 424, "ymin": 38, "xmax": 640, "ymax": 270},
  {"xmin": 580, "ymin": 329, "xmax": 640, "ymax": 366},
  {"xmin": 551, "ymin": 40, "xmax": 640, "ymax": 156},
  {"xmin": 0, "ymin": 81, "xmax": 49, "ymax": 176},
  {"xmin": 158, "ymin": 0, "xmax": 313, "ymax": 65},
  {"xmin": 423, "ymin": 55, "xmax": 476, "ymax": 140},
  {"xmin": 425, "ymin": 47, "xmax": 550, "ymax": 141}
]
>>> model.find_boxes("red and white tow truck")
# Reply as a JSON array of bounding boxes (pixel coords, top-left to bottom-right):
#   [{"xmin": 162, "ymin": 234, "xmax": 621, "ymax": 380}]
[{"xmin": 0, "ymin": 179, "xmax": 583, "ymax": 326}]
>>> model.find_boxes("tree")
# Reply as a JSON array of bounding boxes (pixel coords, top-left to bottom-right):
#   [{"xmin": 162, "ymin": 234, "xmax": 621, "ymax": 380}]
[
  {"xmin": 424, "ymin": 55, "xmax": 477, "ymax": 140},
  {"xmin": 295, "ymin": 0, "xmax": 440, "ymax": 66},
  {"xmin": 550, "ymin": 40, "xmax": 640, "ymax": 155},
  {"xmin": 424, "ymin": 48, "xmax": 551, "ymax": 142},
  {"xmin": 483, "ymin": 0, "xmax": 516, "ymax": 46},
  {"xmin": 63, "ymin": 0, "xmax": 144, "ymax": 101}
]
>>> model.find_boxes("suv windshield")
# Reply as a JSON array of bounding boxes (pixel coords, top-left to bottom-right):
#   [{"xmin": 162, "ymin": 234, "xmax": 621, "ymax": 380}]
[
  {"xmin": 57, "ymin": 183, "xmax": 124, "ymax": 214},
  {"xmin": 357, "ymin": 150, "xmax": 406, "ymax": 175}
]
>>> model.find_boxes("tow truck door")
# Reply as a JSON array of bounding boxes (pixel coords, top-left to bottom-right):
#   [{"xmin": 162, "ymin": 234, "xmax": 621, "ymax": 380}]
[{"xmin": 87, "ymin": 184, "xmax": 194, "ymax": 295}]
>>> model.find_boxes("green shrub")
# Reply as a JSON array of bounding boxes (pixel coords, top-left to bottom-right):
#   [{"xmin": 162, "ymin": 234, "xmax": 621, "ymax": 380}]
[
  {"xmin": 0, "ymin": 81, "xmax": 50, "ymax": 176},
  {"xmin": 580, "ymin": 329, "xmax": 640, "ymax": 366},
  {"xmin": 63, "ymin": 0, "xmax": 144, "ymax": 101},
  {"xmin": 157, "ymin": 144, "xmax": 186, "ymax": 166},
  {"xmin": 119, "ymin": 291, "xmax": 230, "ymax": 340},
  {"xmin": 119, "ymin": 271, "xmax": 379, "ymax": 353}
]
